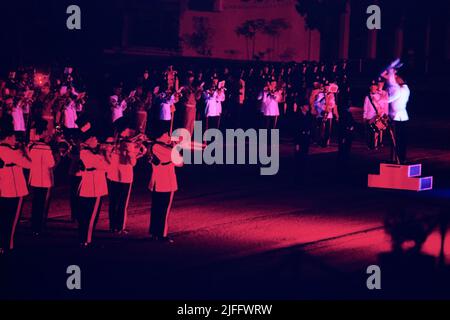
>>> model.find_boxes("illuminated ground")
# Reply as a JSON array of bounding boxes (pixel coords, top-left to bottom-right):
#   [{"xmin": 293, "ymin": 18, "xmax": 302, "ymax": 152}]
[{"xmin": 1, "ymin": 117, "xmax": 450, "ymax": 299}]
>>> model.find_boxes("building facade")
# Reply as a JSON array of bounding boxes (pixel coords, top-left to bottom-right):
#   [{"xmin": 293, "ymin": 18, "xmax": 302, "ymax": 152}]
[{"xmin": 179, "ymin": 0, "xmax": 320, "ymax": 61}]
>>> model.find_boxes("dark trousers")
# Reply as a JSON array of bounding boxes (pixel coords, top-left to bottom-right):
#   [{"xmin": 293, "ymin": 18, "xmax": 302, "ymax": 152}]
[
  {"xmin": 294, "ymin": 132, "xmax": 311, "ymax": 180},
  {"xmin": 63, "ymin": 128, "xmax": 79, "ymax": 141},
  {"xmin": 14, "ymin": 131, "xmax": 26, "ymax": 142},
  {"xmin": 150, "ymin": 191, "xmax": 174, "ymax": 237},
  {"xmin": 0, "ymin": 197, "xmax": 23, "ymax": 250},
  {"xmin": 338, "ymin": 128, "xmax": 354, "ymax": 165},
  {"xmin": 320, "ymin": 118, "xmax": 333, "ymax": 147},
  {"xmin": 77, "ymin": 196, "xmax": 102, "ymax": 244},
  {"xmin": 31, "ymin": 187, "xmax": 51, "ymax": 233},
  {"xmin": 70, "ymin": 176, "xmax": 82, "ymax": 221},
  {"xmin": 391, "ymin": 120, "xmax": 408, "ymax": 164},
  {"xmin": 263, "ymin": 116, "xmax": 278, "ymax": 130},
  {"xmin": 295, "ymin": 132, "xmax": 311, "ymax": 157},
  {"xmin": 108, "ymin": 180, "xmax": 131, "ymax": 231},
  {"xmin": 159, "ymin": 120, "xmax": 171, "ymax": 135},
  {"xmin": 205, "ymin": 116, "xmax": 220, "ymax": 130}
]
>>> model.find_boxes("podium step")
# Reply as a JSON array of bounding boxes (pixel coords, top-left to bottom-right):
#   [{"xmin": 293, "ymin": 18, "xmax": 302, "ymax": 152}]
[
  {"xmin": 368, "ymin": 163, "xmax": 433, "ymax": 191},
  {"xmin": 379, "ymin": 163, "xmax": 422, "ymax": 178}
]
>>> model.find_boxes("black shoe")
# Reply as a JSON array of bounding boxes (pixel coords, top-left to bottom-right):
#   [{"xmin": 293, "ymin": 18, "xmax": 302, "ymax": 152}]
[
  {"xmin": 0, "ymin": 248, "xmax": 4, "ymax": 256},
  {"xmin": 32, "ymin": 231, "xmax": 40, "ymax": 237},
  {"xmin": 80, "ymin": 242, "xmax": 91, "ymax": 249},
  {"xmin": 159, "ymin": 236, "xmax": 174, "ymax": 244},
  {"xmin": 118, "ymin": 229, "xmax": 129, "ymax": 235},
  {"xmin": 149, "ymin": 234, "xmax": 159, "ymax": 241}
]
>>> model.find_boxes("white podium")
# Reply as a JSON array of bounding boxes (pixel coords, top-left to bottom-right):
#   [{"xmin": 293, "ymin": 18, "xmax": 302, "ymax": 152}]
[{"xmin": 368, "ymin": 163, "xmax": 433, "ymax": 191}]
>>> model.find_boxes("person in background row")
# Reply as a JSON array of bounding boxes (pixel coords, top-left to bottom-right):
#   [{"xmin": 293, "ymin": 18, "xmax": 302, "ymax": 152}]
[
  {"xmin": 258, "ymin": 78, "xmax": 281, "ymax": 129},
  {"xmin": 28, "ymin": 119, "xmax": 57, "ymax": 236},
  {"xmin": 157, "ymin": 83, "xmax": 178, "ymax": 135},
  {"xmin": 376, "ymin": 77, "xmax": 389, "ymax": 147},
  {"xmin": 294, "ymin": 103, "xmax": 314, "ymax": 181},
  {"xmin": 337, "ymin": 107, "xmax": 355, "ymax": 167},
  {"xmin": 320, "ymin": 82, "xmax": 339, "ymax": 147},
  {"xmin": 147, "ymin": 132, "xmax": 183, "ymax": 243},
  {"xmin": 0, "ymin": 122, "xmax": 31, "ymax": 255},
  {"xmin": 180, "ymin": 72, "xmax": 203, "ymax": 135},
  {"xmin": 110, "ymin": 93, "xmax": 128, "ymax": 127},
  {"xmin": 203, "ymin": 75, "xmax": 225, "ymax": 130},
  {"xmin": 10, "ymin": 94, "xmax": 30, "ymax": 142},
  {"xmin": 61, "ymin": 93, "xmax": 83, "ymax": 141}
]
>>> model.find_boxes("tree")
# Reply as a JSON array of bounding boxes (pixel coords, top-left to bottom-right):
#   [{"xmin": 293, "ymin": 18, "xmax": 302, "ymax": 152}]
[
  {"xmin": 235, "ymin": 19, "xmax": 266, "ymax": 60},
  {"xmin": 296, "ymin": 0, "xmax": 347, "ymax": 60},
  {"xmin": 182, "ymin": 17, "xmax": 214, "ymax": 56},
  {"xmin": 261, "ymin": 18, "xmax": 290, "ymax": 60}
]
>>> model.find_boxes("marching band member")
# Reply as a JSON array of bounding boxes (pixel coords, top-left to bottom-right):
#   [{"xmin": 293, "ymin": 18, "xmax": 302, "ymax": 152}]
[
  {"xmin": 294, "ymin": 103, "xmax": 314, "ymax": 164},
  {"xmin": 310, "ymin": 80, "xmax": 324, "ymax": 117},
  {"xmin": 148, "ymin": 132, "xmax": 183, "ymax": 243},
  {"xmin": 62, "ymin": 94, "xmax": 83, "ymax": 140},
  {"xmin": 106, "ymin": 129, "xmax": 140, "ymax": 234},
  {"xmin": 0, "ymin": 123, "xmax": 31, "ymax": 255},
  {"xmin": 181, "ymin": 72, "xmax": 203, "ymax": 135},
  {"xmin": 258, "ymin": 78, "xmax": 280, "ymax": 129},
  {"xmin": 68, "ymin": 141, "xmax": 82, "ymax": 222},
  {"xmin": 377, "ymin": 78, "xmax": 389, "ymax": 146},
  {"xmin": 203, "ymin": 75, "xmax": 225, "ymax": 130},
  {"xmin": 38, "ymin": 84, "xmax": 58, "ymax": 136},
  {"xmin": 77, "ymin": 129, "xmax": 110, "ymax": 248},
  {"xmin": 11, "ymin": 96, "xmax": 30, "ymax": 141},
  {"xmin": 319, "ymin": 83, "xmax": 339, "ymax": 147},
  {"xmin": 110, "ymin": 94, "xmax": 128, "ymax": 125},
  {"xmin": 363, "ymin": 81, "xmax": 387, "ymax": 149},
  {"xmin": 157, "ymin": 84, "xmax": 178, "ymax": 134},
  {"xmin": 28, "ymin": 119, "xmax": 57, "ymax": 235},
  {"xmin": 382, "ymin": 67, "xmax": 410, "ymax": 164}
]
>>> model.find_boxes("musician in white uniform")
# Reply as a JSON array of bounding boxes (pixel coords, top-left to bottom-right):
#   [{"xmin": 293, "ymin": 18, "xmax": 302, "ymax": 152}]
[
  {"xmin": 11, "ymin": 98, "xmax": 30, "ymax": 141},
  {"xmin": 157, "ymin": 86, "xmax": 177, "ymax": 134},
  {"xmin": 363, "ymin": 81, "xmax": 387, "ymax": 149},
  {"xmin": 321, "ymin": 83, "xmax": 339, "ymax": 147},
  {"xmin": 203, "ymin": 76, "xmax": 225, "ymax": 130},
  {"xmin": 110, "ymin": 95, "xmax": 128, "ymax": 124},
  {"xmin": 382, "ymin": 67, "xmax": 410, "ymax": 164},
  {"xmin": 62, "ymin": 95, "xmax": 83, "ymax": 140},
  {"xmin": 258, "ymin": 79, "xmax": 280, "ymax": 129}
]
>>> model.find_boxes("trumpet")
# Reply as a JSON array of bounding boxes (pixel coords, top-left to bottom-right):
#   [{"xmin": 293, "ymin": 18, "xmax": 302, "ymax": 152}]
[
  {"xmin": 53, "ymin": 138, "xmax": 73, "ymax": 158},
  {"xmin": 118, "ymin": 134, "xmax": 151, "ymax": 159}
]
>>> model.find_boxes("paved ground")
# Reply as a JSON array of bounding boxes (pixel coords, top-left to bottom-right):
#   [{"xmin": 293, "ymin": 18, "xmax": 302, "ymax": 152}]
[{"xmin": 1, "ymin": 118, "xmax": 450, "ymax": 300}]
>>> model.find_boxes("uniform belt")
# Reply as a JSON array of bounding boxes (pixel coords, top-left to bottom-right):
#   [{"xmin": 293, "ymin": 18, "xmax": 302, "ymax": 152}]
[
  {"xmin": 161, "ymin": 161, "xmax": 171, "ymax": 166},
  {"xmin": 5, "ymin": 163, "xmax": 16, "ymax": 167},
  {"xmin": 85, "ymin": 168, "xmax": 96, "ymax": 172}
]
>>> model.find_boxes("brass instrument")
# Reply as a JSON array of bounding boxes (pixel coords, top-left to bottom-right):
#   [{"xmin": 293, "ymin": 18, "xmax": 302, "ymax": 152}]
[
  {"xmin": 128, "ymin": 133, "xmax": 180, "ymax": 162},
  {"xmin": 53, "ymin": 137, "xmax": 73, "ymax": 158},
  {"xmin": 30, "ymin": 135, "xmax": 74, "ymax": 158}
]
